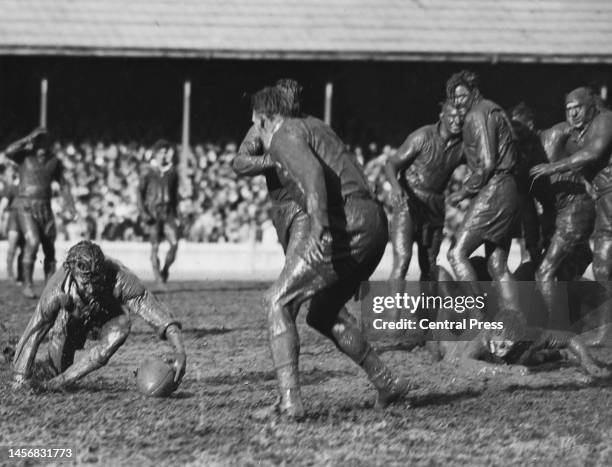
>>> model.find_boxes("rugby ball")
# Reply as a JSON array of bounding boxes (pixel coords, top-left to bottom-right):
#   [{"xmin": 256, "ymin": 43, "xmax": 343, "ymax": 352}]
[{"xmin": 136, "ymin": 358, "xmax": 178, "ymax": 397}]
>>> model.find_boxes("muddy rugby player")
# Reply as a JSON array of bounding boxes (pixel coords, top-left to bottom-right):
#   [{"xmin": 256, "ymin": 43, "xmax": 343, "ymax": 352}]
[{"xmin": 9, "ymin": 240, "xmax": 186, "ymax": 391}]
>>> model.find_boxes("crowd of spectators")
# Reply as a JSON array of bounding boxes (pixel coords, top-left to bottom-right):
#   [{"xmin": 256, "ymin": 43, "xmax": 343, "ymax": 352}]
[{"xmin": 0, "ymin": 140, "xmax": 467, "ymax": 244}]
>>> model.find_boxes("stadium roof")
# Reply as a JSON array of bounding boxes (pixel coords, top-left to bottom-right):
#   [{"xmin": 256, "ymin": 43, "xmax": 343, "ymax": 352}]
[{"xmin": 1, "ymin": 0, "xmax": 611, "ymax": 63}]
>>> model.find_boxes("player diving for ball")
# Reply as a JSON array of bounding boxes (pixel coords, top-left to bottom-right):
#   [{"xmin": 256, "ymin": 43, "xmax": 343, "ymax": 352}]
[
  {"xmin": 250, "ymin": 87, "xmax": 407, "ymax": 420},
  {"xmin": 137, "ymin": 140, "xmax": 181, "ymax": 285},
  {"xmin": 9, "ymin": 240, "xmax": 186, "ymax": 391}
]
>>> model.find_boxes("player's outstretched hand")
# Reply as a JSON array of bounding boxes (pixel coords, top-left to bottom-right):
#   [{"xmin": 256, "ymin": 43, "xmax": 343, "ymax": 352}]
[
  {"xmin": 11, "ymin": 375, "xmax": 28, "ymax": 391},
  {"xmin": 509, "ymin": 365, "xmax": 530, "ymax": 377},
  {"xmin": 309, "ymin": 221, "xmax": 332, "ymax": 257},
  {"xmin": 35, "ymin": 374, "xmax": 70, "ymax": 392},
  {"xmin": 164, "ymin": 353, "xmax": 186, "ymax": 384},
  {"xmin": 447, "ymin": 189, "xmax": 468, "ymax": 207},
  {"xmin": 390, "ymin": 189, "xmax": 407, "ymax": 209},
  {"xmin": 585, "ymin": 365, "xmax": 611, "ymax": 379},
  {"xmin": 529, "ymin": 163, "xmax": 553, "ymax": 180}
]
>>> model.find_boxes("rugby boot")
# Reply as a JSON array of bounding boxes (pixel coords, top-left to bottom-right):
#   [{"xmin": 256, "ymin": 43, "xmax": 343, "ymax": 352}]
[
  {"xmin": 252, "ymin": 331, "xmax": 305, "ymax": 421},
  {"xmin": 361, "ymin": 349, "xmax": 411, "ymax": 408},
  {"xmin": 251, "ymin": 388, "xmax": 305, "ymax": 422}
]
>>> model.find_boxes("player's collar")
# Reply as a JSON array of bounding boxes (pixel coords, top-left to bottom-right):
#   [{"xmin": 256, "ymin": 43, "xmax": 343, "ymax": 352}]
[
  {"xmin": 62, "ymin": 271, "xmax": 77, "ymax": 298},
  {"xmin": 270, "ymin": 118, "xmax": 285, "ymax": 139}
]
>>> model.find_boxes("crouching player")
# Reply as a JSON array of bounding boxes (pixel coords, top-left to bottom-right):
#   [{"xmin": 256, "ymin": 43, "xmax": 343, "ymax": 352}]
[{"xmin": 10, "ymin": 240, "xmax": 186, "ymax": 391}]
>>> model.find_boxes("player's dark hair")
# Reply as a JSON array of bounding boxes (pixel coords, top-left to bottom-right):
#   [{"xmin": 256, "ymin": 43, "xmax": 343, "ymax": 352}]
[
  {"xmin": 275, "ymin": 78, "xmax": 303, "ymax": 117},
  {"xmin": 446, "ymin": 70, "xmax": 479, "ymax": 98},
  {"xmin": 150, "ymin": 139, "xmax": 172, "ymax": 153},
  {"xmin": 510, "ymin": 102, "xmax": 535, "ymax": 124},
  {"xmin": 492, "ymin": 310, "xmax": 529, "ymax": 342},
  {"xmin": 565, "ymin": 86, "xmax": 597, "ymax": 104},
  {"xmin": 64, "ymin": 240, "xmax": 106, "ymax": 278},
  {"xmin": 251, "ymin": 86, "xmax": 291, "ymax": 119},
  {"xmin": 440, "ymin": 100, "xmax": 459, "ymax": 113}
]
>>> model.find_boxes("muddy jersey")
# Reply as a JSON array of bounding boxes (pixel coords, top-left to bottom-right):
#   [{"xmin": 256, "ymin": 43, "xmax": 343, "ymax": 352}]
[
  {"xmin": 138, "ymin": 165, "xmax": 179, "ymax": 217},
  {"xmin": 574, "ymin": 110, "xmax": 612, "ymax": 196},
  {"xmin": 393, "ymin": 123, "xmax": 464, "ymax": 196},
  {"xmin": 540, "ymin": 122, "xmax": 590, "ymax": 210},
  {"xmin": 462, "ymin": 98, "xmax": 517, "ymax": 193},
  {"xmin": 8, "ymin": 152, "xmax": 63, "ymax": 200},
  {"xmin": 269, "ymin": 116, "xmax": 372, "ymax": 221},
  {"xmin": 12, "ymin": 258, "xmax": 181, "ymax": 377}
]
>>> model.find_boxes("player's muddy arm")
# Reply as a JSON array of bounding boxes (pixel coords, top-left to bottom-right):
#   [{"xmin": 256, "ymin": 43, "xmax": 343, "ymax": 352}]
[
  {"xmin": 445, "ymin": 339, "xmax": 528, "ymax": 377},
  {"xmin": 4, "ymin": 133, "xmax": 37, "ymax": 159},
  {"xmin": 532, "ymin": 118, "xmax": 612, "ymax": 178},
  {"xmin": 12, "ymin": 299, "xmax": 62, "ymax": 386},
  {"xmin": 270, "ymin": 128, "xmax": 329, "ymax": 232},
  {"xmin": 534, "ymin": 144, "xmax": 604, "ymax": 177},
  {"xmin": 122, "ymin": 282, "xmax": 186, "ymax": 382},
  {"xmin": 384, "ymin": 135, "xmax": 419, "ymax": 195},
  {"xmin": 232, "ymin": 124, "xmax": 273, "ymax": 176},
  {"xmin": 540, "ymin": 123, "xmax": 571, "ymax": 162},
  {"xmin": 232, "ymin": 153, "xmax": 275, "ymax": 176},
  {"xmin": 566, "ymin": 335, "xmax": 610, "ymax": 377}
]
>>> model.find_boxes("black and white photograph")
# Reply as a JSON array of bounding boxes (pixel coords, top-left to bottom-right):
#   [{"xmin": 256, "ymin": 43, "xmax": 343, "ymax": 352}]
[{"xmin": 1, "ymin": 0, "xmax": 612, "ymax": 465}]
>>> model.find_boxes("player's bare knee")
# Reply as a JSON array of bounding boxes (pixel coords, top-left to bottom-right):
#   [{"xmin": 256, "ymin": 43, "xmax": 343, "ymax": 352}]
[
  {"xmin": 447, "ymin": 246, "xmax": 463, "ymax": 267},
  {"xmin": 487, "ymin": 259, "xmax": 506, "ymax": 280}
]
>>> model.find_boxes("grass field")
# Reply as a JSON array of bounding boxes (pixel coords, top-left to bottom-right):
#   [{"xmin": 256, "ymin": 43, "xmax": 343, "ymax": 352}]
[{"xmin": 1, "ymin": 280, "xmax": 612, "ymax": 466}]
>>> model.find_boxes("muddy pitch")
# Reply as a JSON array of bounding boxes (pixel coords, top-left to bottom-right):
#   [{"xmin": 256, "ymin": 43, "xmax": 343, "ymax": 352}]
[{"xmin": 1, "ymin": 280, "xmax": 611, "ymax": 466}]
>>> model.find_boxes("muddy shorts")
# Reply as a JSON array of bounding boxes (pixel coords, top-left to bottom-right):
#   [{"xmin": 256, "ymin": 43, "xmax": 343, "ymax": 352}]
[
  {"xmin": 458, "ymin": 173, "xmax": 519, "ymax": 245},
  {"xmin": 14, "ymin": 197, "xmax": 55, "ymax": 241},
  {"xmin": 270, "ymin": 196, "xmax": 388, "ymax": 314},
  {"xmin": 552, "ymin": 197, "xmax": 595, "ymax": 249},
  {"xmin": 593, "ymin": 190, "xmax": 612, "ymax": 242},
  {"xmin": 270, "ymin": 200, "xmax": 306, "ymax": 254}
]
